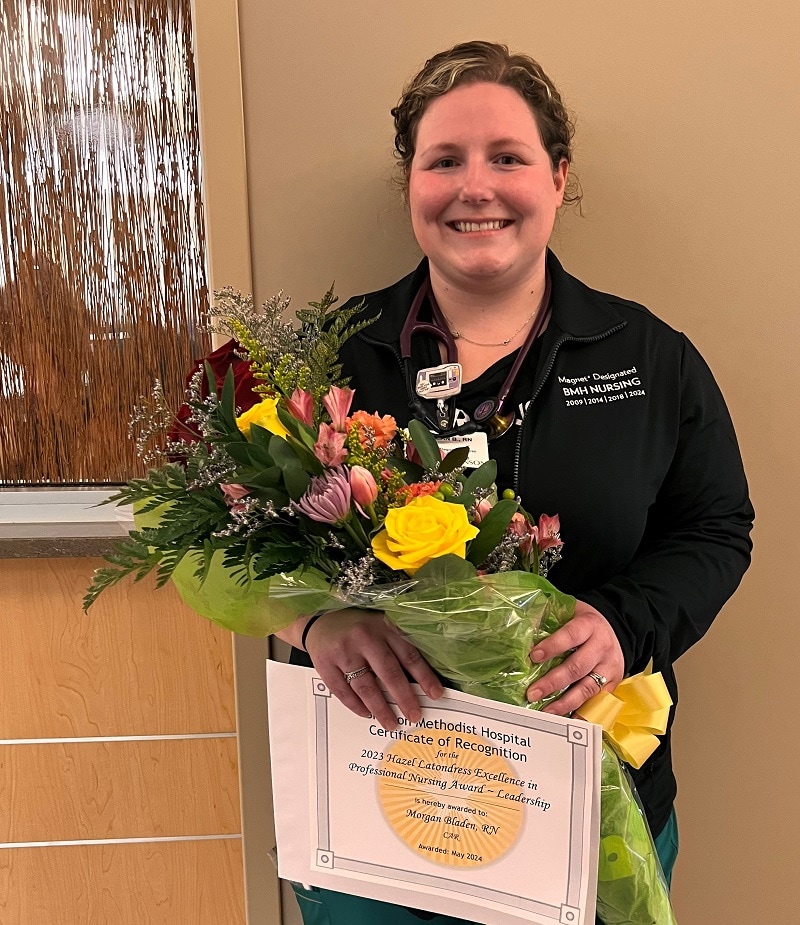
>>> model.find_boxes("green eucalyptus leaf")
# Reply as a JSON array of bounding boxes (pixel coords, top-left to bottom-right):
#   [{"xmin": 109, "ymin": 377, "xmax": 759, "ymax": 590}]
[
  {"xmin": 203, "ymin": 360, "xmax": 218, "ymax": 395},
  {"xmin": 282, "ymin": 466, "xmax": 311, "ymax": 500},
  {"xmin": 224, "ymin": 440, "xmax": 273, "ymax": 468},
  {"xmin": 407, "ymin": 419, "xmax": 443, "ymax": 471},
  {"xmin": 234, "ymin": 467, "xmax": 283, "ymax": 489},
  {"xmin": 459, "ymin": 459, "xmax": 498, "ymax": 505},
  {"xmin": 277, "ymin": 404, "xmax": 318, "ymax": 451},
  {"xmin": 439, "ymin": 445, "xmax": 470, "ymax": 473},
  {"xmin": 412, "ymin": 554, "xmax": 478, "ymax": 583},
  {"xmin": 386, "ymin": 456, "xmax": 425, "ymax": 482},
  {"xmin": 466, "ymin": 498, "xmax": 518, "ymax": 566},
  {"xmin": 249, "ymin": 422, "xmax": 274, "ymax": 449},
  {"xmin": 285, "ymin": 435, "xmax": 324, "ymax": 476},
  {"xmin": 269, "ymin": 434, "xmax": 302, "ymax": 469},
  {"xmin": 269, "ymin": 435, "xmax": 312, "ymax": 499},
  {"xmin": 221, "ymin": 364, "xmax": 236, "ymax": 411},
  {"xmin": 216, "ymin": 365, "xmax": 240, "ymax": 432},
  {"xmin": 252, "ymin": 486, "xmax": 290, "ymax": 507}
]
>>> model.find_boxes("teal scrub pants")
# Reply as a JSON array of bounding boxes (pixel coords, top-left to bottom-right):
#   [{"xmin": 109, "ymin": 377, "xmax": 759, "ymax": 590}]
[{"xmin": 291, "ymin": 810, "xmax": 679, "ymax": 925}]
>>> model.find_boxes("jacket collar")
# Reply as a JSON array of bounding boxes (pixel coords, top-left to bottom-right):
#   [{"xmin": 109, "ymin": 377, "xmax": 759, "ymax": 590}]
[{"xmin": 357, "ymin": 250, "xmax": 626, "ymax": 345}]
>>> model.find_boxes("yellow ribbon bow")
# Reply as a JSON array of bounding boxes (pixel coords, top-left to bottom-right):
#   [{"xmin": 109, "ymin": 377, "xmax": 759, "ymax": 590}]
[{"xmin": 576, "ymin": 664, "xmax": 672, "ymax": 769}]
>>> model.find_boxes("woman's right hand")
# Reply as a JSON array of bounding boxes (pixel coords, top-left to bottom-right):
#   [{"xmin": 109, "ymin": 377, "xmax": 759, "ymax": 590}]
[{"xmin": 303, "ymin": 609, "xmax": 444, "ymax": 730}]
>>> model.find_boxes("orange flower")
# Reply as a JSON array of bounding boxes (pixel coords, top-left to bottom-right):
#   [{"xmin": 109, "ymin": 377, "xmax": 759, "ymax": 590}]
[
  {"xmin": 347, "ymin": 411, "xmax": 397, "ymax": 449},
  {"xmin": 396, "ymin": 481, "xmax": 441, "ymax": 505}
]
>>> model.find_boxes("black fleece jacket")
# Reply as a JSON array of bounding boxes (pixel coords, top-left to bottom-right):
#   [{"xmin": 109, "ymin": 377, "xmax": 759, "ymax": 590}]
[{"xmin": 327, "ymin": 250, "xmax": 754, "ymax": 836}]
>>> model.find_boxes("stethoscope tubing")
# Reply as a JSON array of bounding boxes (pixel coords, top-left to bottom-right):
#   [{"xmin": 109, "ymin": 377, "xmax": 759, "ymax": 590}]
[{"xmin": 399, "ymin": 272, "xmax": 552, "ymax": 438}]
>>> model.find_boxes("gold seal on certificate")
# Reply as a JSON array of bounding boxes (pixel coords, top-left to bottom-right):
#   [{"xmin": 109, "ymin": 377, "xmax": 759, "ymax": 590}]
[{"xmin": 377, "ymin": 731, "xmax": 524, "ymax": 866}]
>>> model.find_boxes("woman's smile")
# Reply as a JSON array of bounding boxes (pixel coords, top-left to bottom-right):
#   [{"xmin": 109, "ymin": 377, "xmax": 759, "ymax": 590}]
[{"xmin": 448, "ymin": 219, "xmax": 514, "ymax": 233}]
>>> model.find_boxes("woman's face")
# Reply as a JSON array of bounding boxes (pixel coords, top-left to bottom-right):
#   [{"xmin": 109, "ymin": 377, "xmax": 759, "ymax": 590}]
[{"xmin": 408, "ymin": 82, "xmax": 568, "ymax": 294}]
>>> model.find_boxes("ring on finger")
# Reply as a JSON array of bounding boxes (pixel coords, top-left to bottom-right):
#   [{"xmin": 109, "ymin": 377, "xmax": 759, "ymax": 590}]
[
  {"xmin": 589, "ymin": 671, "xmax": 607, "ymax": 689},
  {"xmin": 344, "ymin": 665, "xmax": 372, "ymax": 684}
]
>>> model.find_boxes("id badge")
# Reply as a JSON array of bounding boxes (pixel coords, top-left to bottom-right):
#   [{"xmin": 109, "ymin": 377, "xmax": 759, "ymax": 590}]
[{"xmin": 436, "ymin": 431, "xmax": 490, "ymax": 469}]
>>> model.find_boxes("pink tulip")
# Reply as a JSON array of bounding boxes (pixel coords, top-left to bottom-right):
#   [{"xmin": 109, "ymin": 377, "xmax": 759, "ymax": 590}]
[
  {"xmin": 322, "ymin": 385, "xmax": 354, "ymax": 431},
  {"xmin": 314, "ymin": 422, "xmax": 348, "ymax": 467},
  {"xmin": 294, "ymin": 467, "xmax": 352, "ymax": 524},
  {"xmin": 286, "ymin": 388, "xmax": 314, "ymax": 426},
  {"xmin": 537, "ymin": 513, "xmax": 563, "ymax": 552},
  {"xmin": 473, "ymin": 499, "xmax": 493, "ymax": 523},
  {"xmin": 349, "ymin": 466, "xmax": 378, "ymax": 507}
]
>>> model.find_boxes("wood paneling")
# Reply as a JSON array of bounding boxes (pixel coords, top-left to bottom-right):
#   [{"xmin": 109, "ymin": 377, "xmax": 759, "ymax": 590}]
[
  {"xmin": 0, "ymin": 738, "xmax": 240, "ymax": 843},
  {"xmin": 0, "ymin": 839, "xmax": 246, "ymax": 924},
  {"xmin": 0, "ymin": 559, "xmax": 236, "ymax": 738}
]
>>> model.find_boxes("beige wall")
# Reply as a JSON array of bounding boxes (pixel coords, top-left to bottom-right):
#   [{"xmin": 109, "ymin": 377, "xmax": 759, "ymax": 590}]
[
  {"xmin": 235, "ymin": 1, "xmax": 800, "ymax": 922},
  {"xmin": 191, "ymin": 3, "xmax": 280, "ymax": 924}
]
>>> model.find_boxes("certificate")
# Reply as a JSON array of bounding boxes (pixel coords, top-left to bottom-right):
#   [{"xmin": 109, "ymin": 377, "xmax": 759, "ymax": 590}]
[{"xmin": 267, "ymin": 662, "xmax": 600, "ymax": 925}]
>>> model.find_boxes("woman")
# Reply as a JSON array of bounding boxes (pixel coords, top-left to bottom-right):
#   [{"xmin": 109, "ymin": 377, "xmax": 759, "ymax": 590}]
[{"xmin": 277, "ymin": 41, "xmax": 753, "ymax": 924}]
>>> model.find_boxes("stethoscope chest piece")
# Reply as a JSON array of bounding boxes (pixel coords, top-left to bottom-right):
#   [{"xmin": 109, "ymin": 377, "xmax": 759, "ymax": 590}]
[{"xmin": 474, "ymin": 398, "xmax": 499, "ymax": 423}]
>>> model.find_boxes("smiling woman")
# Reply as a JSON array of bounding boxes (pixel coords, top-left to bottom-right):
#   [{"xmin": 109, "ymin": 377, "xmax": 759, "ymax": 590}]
[
  {"xmin": 277, "ymin": 39, "xmax": 753, "ymax": 925},
  {"xmin": 408, "ymin": 82, "xmax": 568, "ymax": 322}
]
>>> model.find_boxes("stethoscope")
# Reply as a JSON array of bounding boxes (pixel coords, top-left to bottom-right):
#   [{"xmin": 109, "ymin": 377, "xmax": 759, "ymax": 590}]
[{"xmin": 400, "ymin": 272, "xmax": 552, "ymax": 441}]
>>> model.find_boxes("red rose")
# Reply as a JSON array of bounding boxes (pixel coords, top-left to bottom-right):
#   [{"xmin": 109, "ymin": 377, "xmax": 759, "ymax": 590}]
[{"xmin": 168, "ymin": 338, "xmax": 260, "ymax": 447}]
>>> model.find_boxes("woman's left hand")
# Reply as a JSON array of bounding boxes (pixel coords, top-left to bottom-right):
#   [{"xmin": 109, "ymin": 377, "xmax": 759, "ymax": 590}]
[{"xmin": 525, "ymin": 600, "xmax": 624, "ymax": 715}]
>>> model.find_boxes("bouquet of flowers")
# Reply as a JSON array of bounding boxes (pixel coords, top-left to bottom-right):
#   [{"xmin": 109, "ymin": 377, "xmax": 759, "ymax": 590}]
[{"xmin": 85, "ymin": 287, "xmax": 676, "ymax": 925}]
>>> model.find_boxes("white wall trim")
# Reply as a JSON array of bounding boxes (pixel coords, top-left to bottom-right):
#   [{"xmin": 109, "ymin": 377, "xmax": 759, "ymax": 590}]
[
  {"xmin": 0, "ymin": 733, "xmax": 237, "ymax": 745},
  {"xmin": 0, "ymin": 488, "xmax": 132, "ymax": 525},
  {"xmin": 0, "ymin": 834, "xmax": 242, "ymax": 849}
]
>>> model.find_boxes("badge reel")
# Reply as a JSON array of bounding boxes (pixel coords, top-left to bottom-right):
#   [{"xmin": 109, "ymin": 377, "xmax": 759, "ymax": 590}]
[
  {"xmin": 415, "ymin": 363, "xmax": 462, "ymax": 400},
  {"xmin": 415, "ymin": 364, "xmax": 491, "ymax": 468}
]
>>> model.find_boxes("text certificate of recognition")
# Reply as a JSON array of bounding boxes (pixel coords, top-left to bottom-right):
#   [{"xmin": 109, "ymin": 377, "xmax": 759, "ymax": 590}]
[{"xmin": 268, "ymin": 662, "xmax": 600, "ymax": 925}]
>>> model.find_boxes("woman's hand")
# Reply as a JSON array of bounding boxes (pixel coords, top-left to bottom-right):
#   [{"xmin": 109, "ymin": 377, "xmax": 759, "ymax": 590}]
[
  {"xmin": 304, "ymin": 608, "xmax": 444, "ymax": 730},
  {"xmin": 525, "ymin": 600, "xmax": 624, "ymax": 715}
]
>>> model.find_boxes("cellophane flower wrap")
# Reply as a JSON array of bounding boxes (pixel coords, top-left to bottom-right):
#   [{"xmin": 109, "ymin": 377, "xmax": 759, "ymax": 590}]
[{"xmin": 85, "ymin": 286, "xmax": 676, "ymax": 925}]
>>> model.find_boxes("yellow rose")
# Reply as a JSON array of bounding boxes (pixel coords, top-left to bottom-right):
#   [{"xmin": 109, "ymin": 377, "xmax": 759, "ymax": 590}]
[
  {"xmin": 371, "ymin": 495, "xmax": 479, "ymax": 575},
  {"xmin": 235, "ymin": 397, "xmax": 289, "ymax": 440}
]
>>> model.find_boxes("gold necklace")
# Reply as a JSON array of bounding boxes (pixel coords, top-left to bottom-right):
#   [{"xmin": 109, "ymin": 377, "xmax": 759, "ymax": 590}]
[{"xmin": 440, "ymin": 305, "xmax": 539, "ymax": 347}]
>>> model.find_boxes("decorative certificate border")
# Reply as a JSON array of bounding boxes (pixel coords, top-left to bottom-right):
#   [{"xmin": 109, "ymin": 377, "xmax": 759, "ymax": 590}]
[{"xmin": 309, "ymin": 676, "xmax": 591, "ymax": 925}]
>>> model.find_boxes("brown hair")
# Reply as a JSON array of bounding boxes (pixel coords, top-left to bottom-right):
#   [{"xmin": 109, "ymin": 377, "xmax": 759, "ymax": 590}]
[{"xmin": 391, "ymin": 40, "xmax": 580, "ymax": 205}]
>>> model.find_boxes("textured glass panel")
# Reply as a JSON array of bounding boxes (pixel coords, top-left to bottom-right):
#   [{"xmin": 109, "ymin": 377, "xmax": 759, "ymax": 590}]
[{"xmin": 0, "ymin": 0, "xmax": 210, "ymax": 483}]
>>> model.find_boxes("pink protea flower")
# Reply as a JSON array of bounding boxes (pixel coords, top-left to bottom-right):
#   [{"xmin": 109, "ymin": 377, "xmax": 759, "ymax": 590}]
[
  {"xmin": 537, "ymin": 513, "xmax": 563, "ymax": 552},
  {"xmin": 286, "ymin": 388, "xmax": 314, "ymax": 426},
  {"xmin": 322, "ymin": 385, "xmax": 354, "ymax": 431},
  {"xmin": 314, "ymin": 422, "xmax": 348, "ymax": 467},
  {"xmin": 294, "ymin": 467, "xmax": 352, "ymax": 524},
  {"xmin": 349, "ymin": 465, "xmax": 378, "ymax": 507}
]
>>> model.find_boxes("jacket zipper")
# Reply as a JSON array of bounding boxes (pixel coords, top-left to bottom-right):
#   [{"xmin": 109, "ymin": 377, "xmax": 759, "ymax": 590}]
[
  {"xmin": 358, "ymin": 333, "xmax": 411, "ymax": 399},
  {"xmin": 513, "ymin": 325, "xmax": 626, "ymax": 493}
]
